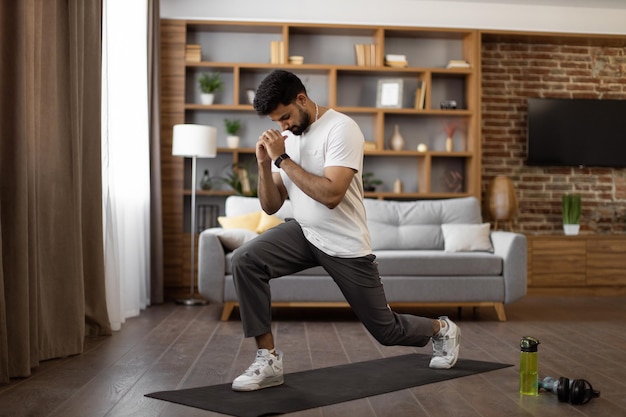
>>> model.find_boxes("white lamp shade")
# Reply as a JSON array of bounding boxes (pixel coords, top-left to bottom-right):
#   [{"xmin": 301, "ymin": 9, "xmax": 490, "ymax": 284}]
[{"xmin": 172, "ymin": 124, "xmax": 217, "ymax": 157}]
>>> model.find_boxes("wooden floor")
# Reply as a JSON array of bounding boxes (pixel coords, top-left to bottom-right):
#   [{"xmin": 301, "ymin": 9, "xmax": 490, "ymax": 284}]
[{"xmin": 1, "ymin": 295, "xmax": 625, "ymax": 417}]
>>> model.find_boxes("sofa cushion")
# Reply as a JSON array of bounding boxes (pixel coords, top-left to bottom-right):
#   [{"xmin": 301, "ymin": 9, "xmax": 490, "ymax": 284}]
[
  {"xmin": 257, "ymin": 212, "xmax": 284, "ymax": 233},
  {"xmin": 373, "ymin": 250, "xmax": 502, "ymax": 276},
  {"xmin": 225, "ymin": 195, "xmax": 294, "ymax": 220},
  {"xmin": 212, "ymin": 228, "xmax": 259, "ymax": 251},
  {"xmin": 218, "ymin": 210, "xmax": 283, "ymax": 234},
  {"xmin": 223, "ymin": 275, "xmax": 506, "ymax": 303},
  {"xmin": 225, "ymin": 250, "xmax": 502, "ymax": 277},
  {"xmin": 441, "ymin": 223, "xmax": 494, "ymax": 253},
  {"xmin": 218, "ymin": 211, "xmax": 262, "ymax": 232},
  {"xmin": 364, "ymin": 197, "xmax": 482, "ymax": 250}
]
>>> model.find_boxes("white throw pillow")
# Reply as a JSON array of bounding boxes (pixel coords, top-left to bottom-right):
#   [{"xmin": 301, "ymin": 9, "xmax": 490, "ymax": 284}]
[
  {"xmin": 214, "ymin": 228, "xmax": 259, "ymax": 251},
  {"xmin": 441, "ymin": 223, "xmax": 494, "ymax": 252}
]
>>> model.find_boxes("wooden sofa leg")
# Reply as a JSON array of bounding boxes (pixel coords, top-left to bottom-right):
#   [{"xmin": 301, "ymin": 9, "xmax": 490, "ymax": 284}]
[
  {"xmin": 494, "ymin": 303, "xmax": 507, "ymax": 321},
  {"xmin": 221, "ymin": 302, "xmax": 237, "ymax": 321}
]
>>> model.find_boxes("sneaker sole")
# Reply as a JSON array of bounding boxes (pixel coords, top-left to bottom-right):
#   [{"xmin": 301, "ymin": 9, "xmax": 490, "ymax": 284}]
[{"xmin": 232, "ymin": 375, "xmax": 284, "ymax": 392}]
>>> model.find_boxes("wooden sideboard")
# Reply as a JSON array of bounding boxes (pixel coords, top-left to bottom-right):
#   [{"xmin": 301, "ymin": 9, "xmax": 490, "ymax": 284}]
[{"xmin": 527, "ymin": 234, "xmax": 626, "ymax": 295}]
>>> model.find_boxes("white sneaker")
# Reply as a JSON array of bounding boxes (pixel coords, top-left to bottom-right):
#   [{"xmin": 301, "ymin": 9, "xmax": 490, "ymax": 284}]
[
  {"xmin": 232, "ymin": 349, "xmax": 284, "ymax": 391},
  {"xmin": 429, "ymin": 316, "xmax": 460, "ymax": 369}
]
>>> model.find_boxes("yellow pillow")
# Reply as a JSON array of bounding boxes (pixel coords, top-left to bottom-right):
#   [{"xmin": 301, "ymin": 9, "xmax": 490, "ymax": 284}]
[
  {"xmin": 217, "ymin": 211, "xmax": 283, "ymax": 234},
  {"xmin": 256, "ymin": 212, "xmax": 284, "ymax": 233},
  {"xmin": 217, "ymin": 211, "xmax": 262, "ymax": 232}
]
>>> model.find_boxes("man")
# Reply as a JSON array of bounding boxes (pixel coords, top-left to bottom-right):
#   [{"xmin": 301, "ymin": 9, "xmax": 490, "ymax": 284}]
[{"xmin": 231, "ymin": 70, "xmax": 460, "ymax": 392}]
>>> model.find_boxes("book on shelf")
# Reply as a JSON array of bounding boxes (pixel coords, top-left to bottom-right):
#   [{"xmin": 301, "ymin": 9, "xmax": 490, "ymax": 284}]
[
  {"xmin": 446, "ymin": 59, "xmax": 470, "ymax": 68},
  {"xmin": 354, "ymin": 43, "xmax": 379, "ymax": 66},
  {"xmin": 185, "ymin": 44, "xmax": 202, "ymax": 62},
  {"xmin": 238, "ymin": 168, "xmax": 251, "ymax": 195},
  {"xmin": 385, "ymin": 60, "xmax": 408, "ymax": 68},
  {"xmin": 354, "ymin": 43, "xmax": 365, "ymax": 66},
  {"xmin": 270, "ymin": 41, "xmax": 285, "ymax": 64},
  {"xmin": 374, "ymin": 44, "xmax": 382, "ymax": 66},
  {"xmin": 363, "ymin": 141, "xmax": 377, "ymax": 151},
  {"xmin": 384, "ymin": 54, "xmax": 408, "ymax": 68},
  {"xmin": 414, "ymin": 81, "xmax": 427, "ymax": 110}
]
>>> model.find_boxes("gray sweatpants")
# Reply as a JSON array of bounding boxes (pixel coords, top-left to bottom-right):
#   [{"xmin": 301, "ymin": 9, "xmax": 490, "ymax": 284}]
[{"xmin": 232, "ymin": 219, "xmax": 433, "ymax": 347}]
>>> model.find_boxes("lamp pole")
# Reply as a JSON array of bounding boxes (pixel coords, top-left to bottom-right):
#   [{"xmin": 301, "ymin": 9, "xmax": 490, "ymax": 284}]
[{"xmin": 177, "ymin": 154, "xmax": 208, "ymax": 306}]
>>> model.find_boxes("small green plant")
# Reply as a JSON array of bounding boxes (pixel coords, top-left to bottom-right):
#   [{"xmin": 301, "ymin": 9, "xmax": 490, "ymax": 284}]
[
  {"xmin": 562, "ymin": 194, "xmax": 581, "ymax": 224},
  {"xmin": 198, "ymin": 72, "xmax": 223, "ymax": 93},
  {"xmin": 216, "ymin": 163, "xmax": 257, "ymax": 197},
  {"xmin": 224, "ymin": 118, "xmax": 241, "ymax": 135},
  {"xmin": 362, "ymin": 172, "xmax": 383, "ymax": 192}
]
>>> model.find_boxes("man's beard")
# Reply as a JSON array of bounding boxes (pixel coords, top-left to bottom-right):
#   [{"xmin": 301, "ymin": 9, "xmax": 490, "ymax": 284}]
[{"xmin": 288, "ymin": 106, "xmax": 311, "ymax": 136}]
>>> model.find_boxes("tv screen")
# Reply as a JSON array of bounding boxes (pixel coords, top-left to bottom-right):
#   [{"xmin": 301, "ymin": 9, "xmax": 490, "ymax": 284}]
[{"xmin": 526, "ymin": 98, "xmax": 626, "ymax": 167}]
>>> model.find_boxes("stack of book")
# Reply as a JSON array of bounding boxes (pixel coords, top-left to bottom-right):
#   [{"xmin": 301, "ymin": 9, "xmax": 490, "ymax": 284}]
[
  {"xmin": 446, "ymin": 59, "xmax": 470, "ymax": 69},
  {"xmin": 384, "ymin": 54, "xmax": 408, "ymax": 68},
  {"xmin": 270, "ymin": 41, "xmax": 285, "ymax": 64},
  {"xmin": 185, "ymin": 44, "xmax": 202, "ymax": 62},
  {"xmin": 354, "ymin": 43, "xmax": 380, "ymax": 66}
]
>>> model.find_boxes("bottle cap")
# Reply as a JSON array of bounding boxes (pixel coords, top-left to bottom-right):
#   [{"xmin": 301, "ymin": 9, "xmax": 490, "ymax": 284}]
[{"xmin": 520, "ymin": 336, "xmax": 540, "ymax": 352}]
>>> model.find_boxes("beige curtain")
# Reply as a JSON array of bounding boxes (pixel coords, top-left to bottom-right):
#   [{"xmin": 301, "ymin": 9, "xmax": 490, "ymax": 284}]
[{"xmin": 0, "ymin": 0, "xmax": 111, "ymax": 383}]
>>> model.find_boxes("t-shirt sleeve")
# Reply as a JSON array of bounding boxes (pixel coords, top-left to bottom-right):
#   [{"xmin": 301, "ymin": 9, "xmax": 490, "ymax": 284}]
[{"xmin": 324, "ymin": 118, "xmax": 364, "ymax": 172}]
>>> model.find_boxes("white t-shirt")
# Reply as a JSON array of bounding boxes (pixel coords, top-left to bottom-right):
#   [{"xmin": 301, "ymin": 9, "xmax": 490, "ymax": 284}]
[{"xmin": 272, "ymin": 109, "xmax": 372, "ymax": 257}]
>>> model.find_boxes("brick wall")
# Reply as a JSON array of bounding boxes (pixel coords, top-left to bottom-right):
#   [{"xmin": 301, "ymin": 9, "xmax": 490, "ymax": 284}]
[{"xmin": 481, "ymin": 38, "xmax": 626, "ymax": 235}]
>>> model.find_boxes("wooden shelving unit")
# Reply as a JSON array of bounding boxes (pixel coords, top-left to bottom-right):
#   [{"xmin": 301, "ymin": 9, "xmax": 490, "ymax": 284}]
[{"xmin": 160, "ymin": 19, "xmax": 482, "ymax": 297}]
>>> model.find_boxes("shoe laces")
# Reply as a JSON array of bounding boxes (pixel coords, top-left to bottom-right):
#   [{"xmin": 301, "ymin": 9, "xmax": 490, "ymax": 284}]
[
  {"xmin": 243, "ymin": 353, "xmax": 271, "ymax": 376},
  {"xmin": 432, "ymin": 322, "xmax": 449, "ymax": 357},
  {"xmin": 432, "ymin": 335, "xmax": 447, "ymax": 357}
]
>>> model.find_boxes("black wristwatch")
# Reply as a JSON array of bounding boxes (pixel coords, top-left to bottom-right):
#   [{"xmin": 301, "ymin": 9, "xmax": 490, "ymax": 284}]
[{"xmin": 274, "ymin": 153, "xmax": 290, "ymax": 168}]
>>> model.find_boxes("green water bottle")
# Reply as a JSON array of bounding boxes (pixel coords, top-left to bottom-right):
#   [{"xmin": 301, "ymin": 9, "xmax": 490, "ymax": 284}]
[{"xmin": 519, "ymin": 336, "xmax": 540, "ymax": 396}]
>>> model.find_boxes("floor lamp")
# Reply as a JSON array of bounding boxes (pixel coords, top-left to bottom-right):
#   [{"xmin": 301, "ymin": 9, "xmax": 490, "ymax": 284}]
[{"xmin": 172, "ymin": 124, "xmax": 217, "ymax": 306}]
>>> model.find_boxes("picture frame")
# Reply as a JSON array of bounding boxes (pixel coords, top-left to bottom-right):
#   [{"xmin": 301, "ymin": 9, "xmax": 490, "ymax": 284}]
[{"xmin": 376, "ymin": 79, "xmax": 403, "ymax": 108}]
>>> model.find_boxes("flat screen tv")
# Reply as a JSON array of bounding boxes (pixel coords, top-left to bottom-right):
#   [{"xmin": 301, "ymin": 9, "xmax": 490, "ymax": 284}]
[{"xmin": 526, "ymin": 97, "xmax": 626, "ymax": 167}]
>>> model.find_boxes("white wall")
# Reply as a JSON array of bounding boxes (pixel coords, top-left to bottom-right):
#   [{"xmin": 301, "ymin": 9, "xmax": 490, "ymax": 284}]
[{"xmin": 160, "ymin": 0, "xmax": 626, "ymax": 35}]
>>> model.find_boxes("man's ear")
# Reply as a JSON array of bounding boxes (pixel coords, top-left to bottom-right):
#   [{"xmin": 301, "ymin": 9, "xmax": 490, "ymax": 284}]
[{"xmin": 295, "ymin": 93, "xmax": 308, "ymax": 106}]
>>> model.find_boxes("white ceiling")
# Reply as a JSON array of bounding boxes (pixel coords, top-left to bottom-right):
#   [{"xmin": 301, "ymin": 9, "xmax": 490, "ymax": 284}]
[{"xmin": 430, "ymin": 0, "xmax": 626, "ymax": 9}]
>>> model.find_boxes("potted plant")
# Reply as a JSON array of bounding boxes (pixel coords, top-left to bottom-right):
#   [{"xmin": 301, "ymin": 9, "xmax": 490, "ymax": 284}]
[
  {"xmin": 224, "ymin": 118, "xmax": 241, "ymax": 148},
  {"xmin": 362, "ymin": 172, "xmax": 383, "ymax": 192},
  {"xmin": 217, "ymin": 163, "xmax": 257, "ymax": 196},
  {"xmin": 562, "ymin": 193, "xmax": 581, "ymax": 235},
  {"xmin": 198, "ymin": 72, "xmax": 223, "ymax": 105}
]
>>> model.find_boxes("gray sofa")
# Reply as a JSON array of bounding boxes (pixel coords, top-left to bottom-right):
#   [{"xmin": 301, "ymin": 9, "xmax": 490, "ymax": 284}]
[{"xmin": 198, "ymin": 196, "xmax": 527, "ymax": 321}]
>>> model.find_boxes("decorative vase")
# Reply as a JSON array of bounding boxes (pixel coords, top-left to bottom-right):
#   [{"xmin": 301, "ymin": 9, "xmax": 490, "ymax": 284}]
[
  {"xmin": 227, "ymin": 135, "xmax": 240, "ymax": 148},
  {"xmin": 445, "ymin": 136, "xmax": 453, "ymax": 152},
  {"xmin": 393, "ymin": 178, "xmax": 403, "ymax": 193},
  {"xmin": 563, "ymin": 224, "xmax": 580, "ymax": 235},
  {"xmin": 200, "ymin": 93, "xmax": 215, "ymax": 105},
  {"xmin": 246, "ymin": 89, "xmax": 256, "ymax": 104},
  {"xmin": 389, "ymin": 124, "xmax": 405, "ymax": 151},
  {"xmin": 488, "ymin": 176, "xmax": 518, "ymax": 230},
  {"xmin": 200, "ymin": 169, "xmax": 212, "ymax": 190}
]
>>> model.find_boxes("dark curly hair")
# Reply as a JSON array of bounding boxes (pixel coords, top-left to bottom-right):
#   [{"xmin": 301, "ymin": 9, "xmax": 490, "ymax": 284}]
[{"xmin": 253, "ymin": 70, "xmax": 307, "ymax": 116}]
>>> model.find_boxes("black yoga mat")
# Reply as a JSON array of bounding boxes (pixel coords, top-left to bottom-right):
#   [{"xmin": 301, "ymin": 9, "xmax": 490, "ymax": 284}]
[{"xmin": 146, "ymin": 353, "xmax": 511, "ymax": 417}]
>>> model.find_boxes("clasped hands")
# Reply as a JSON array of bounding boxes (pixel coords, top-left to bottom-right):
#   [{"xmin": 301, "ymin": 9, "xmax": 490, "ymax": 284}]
[{"xmin": 257, "ymin": 129, "xmax": 288, "ymax": 164}]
